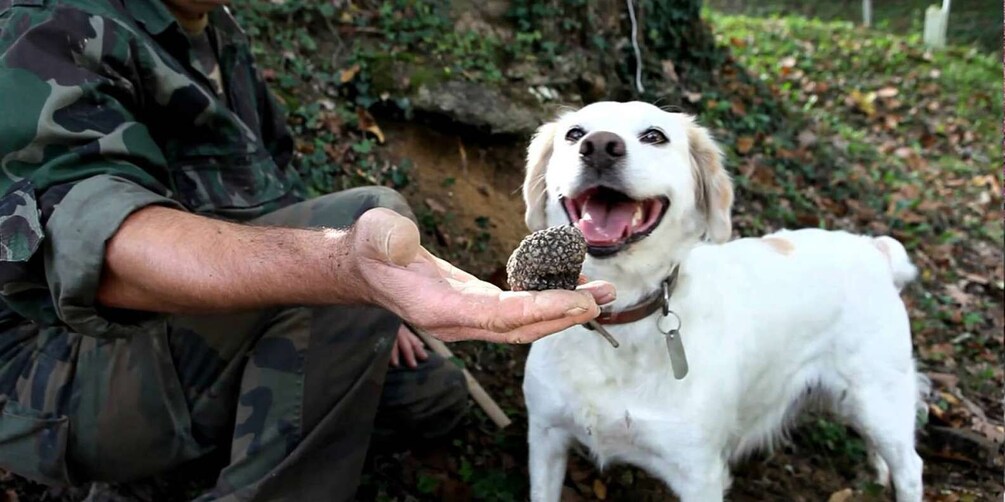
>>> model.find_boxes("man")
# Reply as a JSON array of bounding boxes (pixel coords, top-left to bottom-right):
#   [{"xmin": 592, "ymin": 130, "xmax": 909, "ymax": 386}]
[{"xmin": 0, "ymin": 0, "xmax": 613, "ymax": 500}]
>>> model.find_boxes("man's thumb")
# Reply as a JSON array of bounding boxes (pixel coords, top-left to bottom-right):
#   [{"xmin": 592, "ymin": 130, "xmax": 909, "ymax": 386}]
[{"xmin": 354, "ymin": 208, "xmax": 420, "ymax": 267}]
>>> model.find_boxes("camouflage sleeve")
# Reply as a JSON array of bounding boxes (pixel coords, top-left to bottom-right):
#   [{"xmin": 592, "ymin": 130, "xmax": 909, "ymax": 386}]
[
  {"xmin": 255, "ymin": 69, "xmax": 294, "ymax": 169},
  {"xmin": 0, "ymin": 5, "xmax": 183, "ymax": 336}
]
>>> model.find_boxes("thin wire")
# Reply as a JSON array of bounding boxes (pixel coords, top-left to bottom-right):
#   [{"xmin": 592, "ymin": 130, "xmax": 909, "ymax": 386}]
[{"xmin": 626, "ymin": 0, "xmax": 645, "ymax": 93}]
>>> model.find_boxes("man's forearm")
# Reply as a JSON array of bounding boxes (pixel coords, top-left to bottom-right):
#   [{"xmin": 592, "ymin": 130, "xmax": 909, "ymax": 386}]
[{"xmin": 97, "ymin": 206, "xmax": 362, "ymax": 313}]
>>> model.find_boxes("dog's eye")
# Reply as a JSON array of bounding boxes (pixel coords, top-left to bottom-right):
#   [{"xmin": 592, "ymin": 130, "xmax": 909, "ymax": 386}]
[
  {"xmin": 639, "ymin": 129, "xmax": 668, "ymax": 145},
  {"xmin": 565, "ymin": 127, "xmax": 586, "ymax": 143}
]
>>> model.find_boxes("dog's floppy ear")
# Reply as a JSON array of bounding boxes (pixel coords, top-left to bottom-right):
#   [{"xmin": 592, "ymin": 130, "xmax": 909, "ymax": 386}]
[
  {"xmin": 686, "ymin": 118, "xmax": 734, "ymax": 243},
  {"xmin": 523, "ymin": 121, "xmax": 559, "ymax": 231}
]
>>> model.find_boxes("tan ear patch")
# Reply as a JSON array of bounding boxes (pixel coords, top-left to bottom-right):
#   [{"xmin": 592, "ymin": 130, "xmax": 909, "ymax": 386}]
[
  {"xmin": 685, "ymin": 118, "xmax": 734, "ymax": 243},
  {"xmin": 762, "ymin": 237, "xmax": 795, "ymax": 255},
  {"xmin": 523, "ymin": 122, "xmax": 559, "ymax": 231}
]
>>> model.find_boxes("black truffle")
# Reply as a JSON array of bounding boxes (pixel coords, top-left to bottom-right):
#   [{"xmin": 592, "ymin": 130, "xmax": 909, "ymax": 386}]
[{"xmin": 507, "ymin": 225, "xmax": 587, "ymax": 291}]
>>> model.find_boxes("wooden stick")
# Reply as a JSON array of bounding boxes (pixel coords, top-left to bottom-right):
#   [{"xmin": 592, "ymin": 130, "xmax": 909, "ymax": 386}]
[{"xmin": 407, "ymin": 324, "xmax": 513, "ymax": 429}]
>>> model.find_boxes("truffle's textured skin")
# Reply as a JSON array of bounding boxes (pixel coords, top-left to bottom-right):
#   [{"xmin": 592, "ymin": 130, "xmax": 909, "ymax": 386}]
[{"xmin": 507, "ymin": 225, "xmax": 587, "ymax": 291}]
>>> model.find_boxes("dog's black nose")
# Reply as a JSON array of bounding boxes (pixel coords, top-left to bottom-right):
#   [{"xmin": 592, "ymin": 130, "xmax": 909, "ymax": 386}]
[{"xmin": 579, "ymin": 131, "xmax": 626, "ymax": 171}]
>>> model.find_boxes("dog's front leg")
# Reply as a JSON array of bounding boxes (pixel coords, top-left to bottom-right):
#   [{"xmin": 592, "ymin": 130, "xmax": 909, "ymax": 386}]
[
  {"xmin": 528, "ymin": 419, "xmax": 571, "ymax": 502},
  {"xmin": 648, "ymin": 454, "xmax": 728, "ymax": 502}
]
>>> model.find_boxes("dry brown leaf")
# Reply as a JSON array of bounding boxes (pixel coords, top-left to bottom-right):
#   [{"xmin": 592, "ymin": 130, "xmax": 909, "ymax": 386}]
[
  {"xmin": 945, "ymin": 284, "xmax": 973, "ymax": 308},
  {"xmin": 730, "ymin": 99, "xmax": 747, "ymax": 117},
  {"xmin": 592, "ymin": 479, "xmax": 607, "ymax": 500},
  {"xmin": 735, "ymin": 136, "xmax": 755, "ymax": 155},
  {"xmin": 425, "ymin": 198, "xmax": 447, "ymax": 214},
  {"xmin": 972, "ymin": 420, "xmax": 1005, "ymax": 444},
  {"xmin": 340, "ymin": 64, "xmax": 361, "ymax": 84},
  {"xmin": 827, "ymin": 488, "xmax": 854, "ymax": 502},
  {"xmin": 927, "ymin": 371, "xmax": 960, "ymax": 389},
  {"xmin": 661, "ymin": 60, "xmax": 679, "ymax": 82},
  {"xmin": 797, "ymin": 130, "xmax": 817, "ymax": 147},
  {"xmin": 877, "ymin": 86, "xmax": 899, "ymax": 98},
  {"xmin": 355, "ymin": 106, "xmax": 386, "ymax": 144},
  {"xmin": 684, "ymin": 91, "xmax": 703, "ymax": 103}
]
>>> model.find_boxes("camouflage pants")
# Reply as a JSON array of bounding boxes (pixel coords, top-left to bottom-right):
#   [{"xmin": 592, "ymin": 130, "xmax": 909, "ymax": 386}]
[{"xmin": 0, "ymin": 187, "xmax": 468, "ymax": 501}]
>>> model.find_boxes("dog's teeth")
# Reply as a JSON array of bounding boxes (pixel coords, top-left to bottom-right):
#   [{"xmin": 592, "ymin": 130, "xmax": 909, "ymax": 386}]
[{"xmin": 632, "ymin": 206, "xmax": 644, "ymax": 228}]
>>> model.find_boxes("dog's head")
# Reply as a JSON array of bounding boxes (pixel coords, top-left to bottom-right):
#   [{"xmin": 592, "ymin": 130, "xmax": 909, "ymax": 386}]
[{"xmin": 523, "ymin": 102, "xmax": 733, "ymax": 266}]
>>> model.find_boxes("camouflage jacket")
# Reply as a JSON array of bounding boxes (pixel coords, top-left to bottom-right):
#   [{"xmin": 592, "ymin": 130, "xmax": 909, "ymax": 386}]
[{"xmin": 0, "ymin": 0, "xmax": 305, "ymax": 337}]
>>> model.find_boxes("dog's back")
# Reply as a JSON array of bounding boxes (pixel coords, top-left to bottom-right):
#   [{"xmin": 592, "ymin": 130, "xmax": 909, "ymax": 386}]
[{"xmin": 524, "ymin": 229, "xmax": 924, "ymax": 501}]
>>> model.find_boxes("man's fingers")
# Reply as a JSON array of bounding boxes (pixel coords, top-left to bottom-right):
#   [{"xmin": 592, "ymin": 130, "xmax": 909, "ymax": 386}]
[
  {"xmin": 477, "ymin": 289, "xmax": 599, "ymax": 333},
  {"xmin": 432, "ymin": 308, "xmax": 599, "ymax": 344},
  {"xmin": 400, "ymin": 338, "xmax": 418, "ymax": 368},
  {"xmin": 416, "ymin": 289, "xmax": 599, "ymax": 335},
  {"xmin": 410, "ymin": 335, "xmax": 429, "ymax": 360},
  {"xmin": 576, "ymin": 280, "xmax": 616, "ymax": 305},
  {"xmin": 389, "ymin": 340, "xmax": 400, "ymax": 367}
]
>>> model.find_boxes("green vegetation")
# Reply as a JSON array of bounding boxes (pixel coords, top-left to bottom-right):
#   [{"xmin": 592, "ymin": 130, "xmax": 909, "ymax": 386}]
[{"xmin": 707, "ymin": 0, "xmax": 1002, "ymax": 52}]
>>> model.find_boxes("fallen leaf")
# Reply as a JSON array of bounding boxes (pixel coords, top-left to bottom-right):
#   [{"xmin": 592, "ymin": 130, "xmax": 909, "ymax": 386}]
[
  {"xmin": 828, "ymin": 488, "xmax": 853, "ymax": 502},
  {"xmin": 735, "ymin": 136, "xmax": 755, "ymax": 155},
  {"xmin": 355, "ymin": 106, "xmax": 386, "ymax": 144},
  {"xmin": 797, "ymin": 130, "xmax": 817, "ymax": 147},
  {"xmin": 945, "ymin": 284, "xmax": 972, "ymax": 308},
  {"xmin": 661, "ymin": 60, "xmax": 679, "ymax": 82},
  {"xmin": 592, "ymin": 479, "xmax": 607, "ymax": 500},
  {"xmin": 972, "ymin": 420, "xmax": 1004, "ymax": 444},
  {"xmin": 927, "ymin": 372, "xmax": 959, "ymax": 389},
  {"xmin": 684, "ymin": 91, "xmax": 702, "ymax": 103},
  {"xmin": 425, "ymin": 198, "xmax": 447, "ymax": 214},
  {"xmin": 877, "ymin": 86, "xmax": 899, "ymax": 98},
  {"xmin": 730, "ymin": 99, "xmax": 747, "ymax": 117},
  {"xmin": 340, "ymin": 64, "xmax": 361, "ymax": 84},
  {"xmin": 847, "ymin": 89, "xmax": 877, "ymax": 116}
]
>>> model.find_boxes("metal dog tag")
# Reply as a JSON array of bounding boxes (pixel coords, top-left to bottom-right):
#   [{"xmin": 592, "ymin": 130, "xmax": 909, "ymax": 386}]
[
  {"xmin": 657, "ymin": 309, "xmax": 688, "ymax": 379},
  {"xmin": 663, "ymin": 328, "xmax": 688, "ymax": 379}
]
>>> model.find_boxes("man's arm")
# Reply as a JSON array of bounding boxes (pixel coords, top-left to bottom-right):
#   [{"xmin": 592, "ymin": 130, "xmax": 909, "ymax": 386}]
[
  {"xmin": 99, "ymin": 206, "xmax": 616, "ymax": 344},
  {"xmin": 97, "ymin": 205, "xmax": 358, "ymax": 313}
]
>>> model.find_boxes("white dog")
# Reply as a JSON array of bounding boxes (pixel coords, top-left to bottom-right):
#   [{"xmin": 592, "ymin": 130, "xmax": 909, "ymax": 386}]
[{"xmin": 520, "ymin": 102, "xmax": 925, "ymax": 501}]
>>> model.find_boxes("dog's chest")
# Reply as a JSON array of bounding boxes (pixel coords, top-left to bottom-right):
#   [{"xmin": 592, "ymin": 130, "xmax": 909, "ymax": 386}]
[{"xmin": 553, "ymin": 340, "xmax": 678, "ymax": 462}]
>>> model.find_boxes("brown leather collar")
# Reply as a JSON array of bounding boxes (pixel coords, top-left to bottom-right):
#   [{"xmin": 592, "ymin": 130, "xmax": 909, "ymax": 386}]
[{"xmin": 593, "ymin": 266, "xmax": 680, "ymax": 326}]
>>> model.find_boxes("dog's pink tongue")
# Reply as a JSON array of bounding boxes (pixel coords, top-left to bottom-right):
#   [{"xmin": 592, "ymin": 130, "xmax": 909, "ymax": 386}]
[{"xmin": 578, "ymin": 198, "xmax": 637, "ymax": 245}]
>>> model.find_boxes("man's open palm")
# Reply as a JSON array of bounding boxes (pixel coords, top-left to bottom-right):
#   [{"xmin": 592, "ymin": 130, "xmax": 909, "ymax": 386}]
[{"xmin": 352, "ymin": 209, "xmax": 615, "ymax": 343}]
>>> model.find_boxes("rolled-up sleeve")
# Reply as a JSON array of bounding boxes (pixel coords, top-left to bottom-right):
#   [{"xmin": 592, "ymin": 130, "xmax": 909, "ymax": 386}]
[
  {"xmin": 0, "ymin": 7, "xmax": 183, "ymax": 336},
  {"xmin": 42, "ymin": 176, "xmax": 181, "ymax": 337}
]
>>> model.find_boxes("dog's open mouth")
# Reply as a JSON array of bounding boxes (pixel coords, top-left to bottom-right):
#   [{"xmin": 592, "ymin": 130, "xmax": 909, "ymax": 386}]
[{"xmin": 562, "ymin": 187, "xmax": 669, "ymax": 256}]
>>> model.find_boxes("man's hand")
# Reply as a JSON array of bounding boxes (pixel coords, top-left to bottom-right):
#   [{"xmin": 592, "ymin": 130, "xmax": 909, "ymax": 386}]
[
  {"xmin": 390, "ymin": 324, "xmax": 428, "ymax": 368},
  {"xmin": 348, "ymin": 209, "xmax": 615, "ymax": 344},
  {"xmin": 99, "ymin": 206, "xmax": 614, "ymax": 344}
]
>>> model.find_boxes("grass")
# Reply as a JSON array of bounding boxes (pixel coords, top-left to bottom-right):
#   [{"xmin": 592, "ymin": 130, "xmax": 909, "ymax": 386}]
[{"xmin": 707, "ymin": 0, "xmax": 1002, "ymax": 52}]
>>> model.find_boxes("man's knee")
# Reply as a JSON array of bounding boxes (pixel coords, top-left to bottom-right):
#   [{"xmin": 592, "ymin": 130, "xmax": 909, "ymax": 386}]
[
  {"xmin": 252, "ymin": 186, "xmax": 415, "ymax": 230},
  {"xmin": 355, "ymin": 186, "xmax": 415, "ymax": 223},
  {"xmin": 315, "ymin": 186, "xmax": 415, "ymax": 229},
  {"xmin": 376, "ymin": 354, "xmax": 470, "ymax": 441}
]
